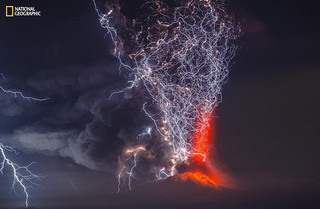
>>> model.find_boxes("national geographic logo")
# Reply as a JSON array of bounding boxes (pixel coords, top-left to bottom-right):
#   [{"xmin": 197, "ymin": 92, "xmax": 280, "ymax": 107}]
[
  {"xmin": 5, "ymin": 6, "xmax": 14, "ymax": 17},
  {"xmin": 5, "ymin": 6, "xmax": 42, "ymax": 17}
]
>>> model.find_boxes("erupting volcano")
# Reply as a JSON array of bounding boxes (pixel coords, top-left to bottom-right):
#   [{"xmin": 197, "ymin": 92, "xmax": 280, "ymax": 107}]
[
  {"xmin": 95, "ymin": 0, "xmax": 238, "ymax": 190},
  {"xmin": 174, "ymin": 111, "xmax": 231, "ymax": 188}
]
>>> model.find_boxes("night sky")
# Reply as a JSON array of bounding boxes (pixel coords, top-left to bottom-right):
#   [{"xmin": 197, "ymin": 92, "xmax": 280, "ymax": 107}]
[{"xmin": 0, "ymin": 0, "xmax": 319, "ymax": 208}]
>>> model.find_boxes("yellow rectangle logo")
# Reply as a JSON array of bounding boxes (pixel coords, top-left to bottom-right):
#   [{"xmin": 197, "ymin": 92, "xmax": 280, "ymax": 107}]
[{"xmin": 6, "ymin": 6, "xmax": 14, "ymax": 17}]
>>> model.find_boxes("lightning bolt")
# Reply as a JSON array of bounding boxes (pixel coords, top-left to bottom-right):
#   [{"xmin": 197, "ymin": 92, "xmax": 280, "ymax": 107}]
[
  {"xmin": 0, "ymin": 73, "xmax": 50, "ymax": 101},
  {"xmin": 117, "ymin": 146, "xmax": 146, "ymax": 192},
  {"xmin": 127, "ymin": 153, "xmax": 138, "ymax": 190},
  {"xmin": 0, "ymin": 86, "xmax": 50, "ymax": 101},
  {"xmin": 136, "ymin": 127, "xmax": 152, "ymax": 141},
  {"xmin": 0, "ymin": 143, "xmax": 43, "ymax": 208},
  {"xmin": 0, "ymin": 73, "xmax": 48, "ymax": 207},
  {"xmin": 94, "ymin": 0, "xmax": 238, "ymax": 190}
]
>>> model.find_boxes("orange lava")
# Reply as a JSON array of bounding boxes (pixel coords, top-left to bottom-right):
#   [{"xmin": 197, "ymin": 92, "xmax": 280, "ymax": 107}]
[
  {"xmin": 175, "ymin": 110, "xmax": 232, "ymax": 188},
  {"xmin": 179, "ymin": 171, "xmax": 218, "ymax": 187},
  {"xmin": 192, "ymin": 114, "xmax": 212, "ymax": 163}
]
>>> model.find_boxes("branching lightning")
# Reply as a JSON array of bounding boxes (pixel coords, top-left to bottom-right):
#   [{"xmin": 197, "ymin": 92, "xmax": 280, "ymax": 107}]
[
  {"xmin": 0, "ymin": 143, "xmax": 42, "ymax": 208},
  {"xmin": 0, "ymin": 86, "xmax": 50, "ymax": 102},
  {"xmin": 95, "ymin": 0, "xmax": 238, "ymax": 190},
  {"xmin": 117, "ymin": 146, "xmax": 146, "ymax": 192},
  {"xmin": 0, "ymin": 73, "xmax": 50, "ymax": 102},
  {"xmin": 136, "ymin": 127, "xmax": 152, "ymax": 141},
  {"xmin": 0, "ymin": 73, "xmax": 48, "ymax": 207}
]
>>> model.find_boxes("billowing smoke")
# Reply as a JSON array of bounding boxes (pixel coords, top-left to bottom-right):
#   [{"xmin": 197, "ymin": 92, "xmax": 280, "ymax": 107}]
[
  {"xmin": 1, "ymin": 0, "xmax": 237, "ymax": 191},
  {"xmin": 1, "ymin": 62, "xmax": 151, "ymax": 172},
  {"xmin": 95, "ymin": 0, "xmax": 238, "ymax": 190}
]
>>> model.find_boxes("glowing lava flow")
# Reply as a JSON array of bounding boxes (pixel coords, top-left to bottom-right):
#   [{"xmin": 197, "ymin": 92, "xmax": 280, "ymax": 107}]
[
  {"xmin": 176, "ymin": 112, "xmax": 227, "ymax": 188},
  {"xmin": 178, "ymin": 171, "xmax": 218, "ymax": 187}
]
